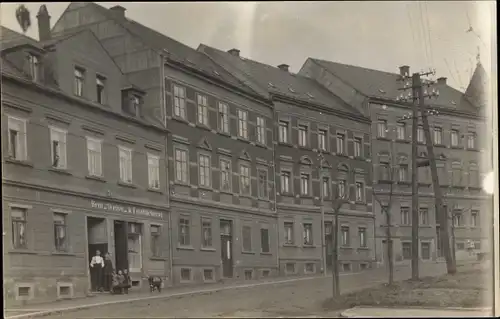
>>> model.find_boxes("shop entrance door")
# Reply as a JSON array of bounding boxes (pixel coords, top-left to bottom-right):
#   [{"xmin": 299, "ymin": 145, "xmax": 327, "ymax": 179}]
[
  {"xmin": 220, "ymin": 220, "xmax": 233, "ymax": 278},
  {"xmin": 114, "ymin": 220, "xmax": 129, "ymax": 272}
]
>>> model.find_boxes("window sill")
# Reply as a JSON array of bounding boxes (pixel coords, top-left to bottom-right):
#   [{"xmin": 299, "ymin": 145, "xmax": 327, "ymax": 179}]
[
  {"xmin": 336, "ymin": 153, "xmax": 348, "ymax": 158},
  {"xmin": 117, "ymin": 181, "xmax": 137, "ymax": 189},
  {"xmin": 466, "ymin": 148, "xmax": 479, "ymax": 152},
  {"xmin": 237, "ymin": 136, "xmax": 250, "ymax": 143},
  {"xmin": 354, "ymin": 156, "xmax": 365, "ymax": 161},
  {"xmin": 177, "ymin": 245, "xmax": 195, "ymax": 251},
  {"xmin": 172, "ymin": 116, "xmax": 189, "ymax": 124},
  {"xmin": 396, "ymin": 139, "xmax": 410, "ymax": 144},
  {"xmin": 300, "ymin": 195, "xmax": 313, "ymax": 199},
  {"xmin": 147, "ymin": 188, "xmax": 163, "ymax": 194},
  {"xmin": 257, "ymin": 196, "xmax": 270, "ymax": 201},
  {"xmin": 355, "ymin": 201, "xmax": 366, "ymax": 205},
  {"xmin": 85, "ymin": 175, "xmax": 106, "ymax": 183},
  {"xmin": 434, "ymin": 144, "xmax": 447, "ymax": 148},
  {"xmin": 174, "ymin": 181, "xmax": 190, "ymax": 187},
  {"xmin": 220, "ymin": 189, "xmax": 233, "ymax": 195},
  {"xmin": 9, "ymin": 249, "xmax": 37, "ymax": 255},
  {"xmin": 377, "ymin": 137, "xmax": 390, "ymax": 141},
  {"xmin": 283, "ymin": 244, "xmax": 298, "ymax": 248},
  {"xmin": 201, "ymin": 247, "xmax": 216, "ymax": 252},
  {"xmin": 256, "ymin": 142, "xmax": 268, "ymax": 149},
  {"xmin": 49, "ymin": 167, "xmax": 72, "ymax": 175},
  {"xmin": 397, "ymin": 181, "xmax": 411, "ymax": 186},
  {"xmin": 451, "ymin": 185, "xmax": 466, "ymax": 189},
  {"xmin": 218, "ymin": 131, "xmax": 231, "ymax": 137},
  {"xmin": 357, "ymin": 247, "xmax": 369, "ymax": 251},
  {"xmin": 196, "ymin": 124, "xmax": 211, "ymax": 131},
  {"xmin": 52, "ymin": 251, "xmax": 76, "ymax": 256},
  {"xmin": 278, "ymin": 141, "xmax": 293, "ymax": 147},
  {"xmin": 303, "ymin": 244, "xmax": 316, "ymax": 248},
  {"xmin": 239, "ymin": 193, "xmax": 252, "ymax": 199},
  {"xmin": 468, "ymin": 186, "xmax": 482, "ymax": 190},
  {"xmin": 242, "ymin": 251, "xmax": 255, "ymax": 255},
  {"xmin": 298, "ymin": 145, "xmax": 310, "ymax": 150},
  {"xmin": 377, "ymin": 180, "xmax": 393, "ymax": 185},
  {"xmin": 279, "ymin": 192, "xmax": 294, "ymax": 197},
  {"xmin": 150, "ymin": 256, "xmax": 168, "ymax": 261},
  {"xmin": 4, "ymin": 158, "xmax": 34, "ymax": 167},
  {"xmin": 260, "ymin": 252, "xmax": 272, "ymax": 255},
  {"xmin": 198, "ymin": 186, "xmax": 213, "ymax": 192},
  {"xmin": 340, "ymin": 246, "xmax": 353, "ymax": 250},
  {"xmin": 450, "ymin": 145, "xmax": 462, "ymax": 149},
  {"xmin": 418, "ymin": 182, "xmax": 431, "ymax": 187}
]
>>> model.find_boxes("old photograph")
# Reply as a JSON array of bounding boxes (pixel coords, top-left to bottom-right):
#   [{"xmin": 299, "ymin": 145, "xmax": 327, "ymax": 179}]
[{"xmin": 1, "ymin": 1, "xmax": 497, "ymax": 318}]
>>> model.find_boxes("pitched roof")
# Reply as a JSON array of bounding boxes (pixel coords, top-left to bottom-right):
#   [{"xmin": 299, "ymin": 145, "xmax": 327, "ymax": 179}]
[
  {"xmin": 309, "ymin": 58, "xmax": 478, "ymax": 113},
  {"xmin": 464, "ymin": 62, "xmax": 487, "ymax": 108},
  {"xmin": 0, "ymin": 25, "xmax": 42, "ymax": 51},
  {"xmin": 82, "ymin": 3, "xmax": 258, "ymax": 97},
  {"xmin": 199, "ymin": 45, "xmax": 362, "ymax": 116}
]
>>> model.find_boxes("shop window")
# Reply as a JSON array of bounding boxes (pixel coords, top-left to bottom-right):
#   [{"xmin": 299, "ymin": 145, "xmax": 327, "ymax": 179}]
[
  {"xmin": 54, "ymin": 213, "xmax": 67, "ymax": 251},
  {"xmin": 128, "ymin": 223, "xmax": 142, "ymax": 272},
  {"xmin": 11, "ymin": 207, "xmax": 27, "ymax": 249},
  {"xmin": 150, "ymin": 225, "xmax": 161, "ymax": 257}
]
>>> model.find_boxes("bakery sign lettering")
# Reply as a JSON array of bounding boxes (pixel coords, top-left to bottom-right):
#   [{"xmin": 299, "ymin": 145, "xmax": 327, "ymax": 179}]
[{"xmin": 90, "ymin": 200, "xmax": 162, "ymax": 218}]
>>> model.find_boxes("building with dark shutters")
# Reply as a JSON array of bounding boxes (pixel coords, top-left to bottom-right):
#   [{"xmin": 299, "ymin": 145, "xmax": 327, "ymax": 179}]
[
  {"xmin": 300, "ymin": 59, "xmax": 490, "ymax": 265},
  {"xmin": 199, "ymin": 45, "xmax": 375, "ymax": 274},
  {"xmin": 1, "ymin": 8, "xmax": 169, "ymax": 305}
]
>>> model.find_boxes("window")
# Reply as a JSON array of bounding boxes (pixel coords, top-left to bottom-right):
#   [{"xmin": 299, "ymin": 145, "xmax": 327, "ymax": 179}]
[
  {"xmin": 467, "ymin": 133, "xmax": 476, "ymax": 149},
  {"xmin": 305, "ymin": 263, "xmax": 315, "ymax": 273},
  {"xmin": 150, "ymin": 225, "xmax": 161, "ymax": 257},
  {"xmin": 118, "ymin": 146, "xmax": 133, "ymax": 183},
  {"xmin": 147, "ymin": 154, "xmax": 160, "ymax": 189},
  {"xmin": 258, "ymin": 169, "xmax": 268, "ymax": 199},
  {"xmin": 379, "ymin": 162, "xmax": 390, "ymax": 181},
  {"xmin": 433, "ymin": 127, "xmax": 443, "ymax": 145},
  {"xmin": 279, "ymin": 120, "xmax": 289, "ymax": 143},
  {"xmin": 402, "ymin": 242, "xmax": 412, "ymax": 259},
  {"xmin": 74, "ymin": 67, "xmax": 85, "ymax": 96},
  {"xmin": 341, "ymin": 226, "xmax": 350, "ymax": 246},
  {"xmin": 377, "ymin": 120, "xmax": 387, "ymax": 138},
  {"xmin": 175, "ymin": 149, "xmax": 188, "ymax": 183},
  {"xmin": 260, "ymin": 228, "xmax": 270, "ymax": 253},
  {"xmin": 220, "ymin": 159, "xmax": 231, "ymax": 192},
  {"xmin": 338, "ymin": 179, "xmax": 347, "ymax": 198},
  {"xmin": 469, "ymin": 164, "xmax": 479, "ymax": 187},
  {"xmin": 284, "ymin": 222, "xmax": 294, "ymax": 245},
  {"xmin": 300, "ymin": 173, "xmax": 310, "ymax": 195},
  {"xmin": 322, "ymin": 177, "xmax": 330, "ymax": 198},
  {"xmin": 456, "ymin": 242, "xmax": 465, "ymax": 250},
  {"xmin": 401, "ymin": 207, "xmax": 410, "ymax": 225},
  {"xmin": 86, "ymin": 137, "xmax": 102, "ymax": 177},
  {"xmin": 218, "ymin": 102, "xmax": 229, "ymax": 133},
  {"xmin": 417, "ymin": 125, "xmax": 425, "ymax": 143},
  {"xmin": 53, "ymin": 213, "xmax": 67, "ymax": 251},
  {"xmin": 396, "ymin": 122, "xmax": 406, "ymax": 140},
  {"xmin": 453, "ymin": 213, "xmax": 463, "ymax": 227},
  {"xmin": 358, "ymin": 227, "xmax": 367, "ymax": 247},
  {"xmin": 237, "ymin": 109, "xmax": 248, "ymax": 139},
  {"xmin": 452, "ymin": 164, "xmax": 462, "ymax": 187},
  {"xmin": 7, "ymin": 116, "xmax": 27, "ymax": 161},
  {"xmin": 419, "ymin": 208, "xmax": 429, "ymax": 225},
  {"xmin": 28, "ymin": 54, "xmax": 39, "ymax": 81},
  {"xmin": 96, "ymin": 75, "xmax": 106, "ymax": 104},
  {"xmin": 201, "ymin": 218, "xmax": 212, "ymax": 248},
  {"xmin": 471, "ymin": 210, "xmax": 478, "ymax": 227},
  {"xmin": 285, "ymin": 263, "xmax": 296, "ymax": 274},
  {"xmin": 421, "ymin": 242, "xmax": 431, "ymax": 260},
  {"xmin": 298, "ymin": 124, "xmax": 308, "ymax": 147},
  {"xmin": 355, "ymin": 182, "xmax": 364, "ymax": 202},
  {"xmin": 197, "ymin": 94, "xmax": 209, "ymax": 126},
  {"xmin": 130, "ymin": 95, "xmax": 141, "ymax": 117},
  {"xmin": 203, "ymin": 269, "xmax": 214, "ymax": 281},
  {"xmin": 336, "ymin": 133, "xmax": 345, "ymax": 154},
  {"xmin": 354, "ymin": 137, "xmax": 362, "ymax": 157},
  {"xmin": 242, "ymin": 225, "xmax": 252, "ymax": 251},
  {"xmin": 398, "ymin": 164, "xmax": 408, "ymax": 182},
  {"xmin": 239, "ymin": 165, "xmax": 251, "ymax": 195},
  {"xmin": 256, "ymin": 116, "xmax": 266, "ymax": 144},
  {"xmin": 451, "ymin": 129, "xmax": 459, "ymax": 147},
  {"xmin": 50, "ymin": 127, "xmax": 67, "ymax": 169},
  {"xmin": 198, "ymin": 154, "xmax": 211, "ymax": 187},
  {"xmin": 181, "ymin": 268, "xmax": 191, "ymax": 281},
  {"xmin": 179, "ymin": 217, "xmax": 190, "ymax": 246},
  {"xmin": 281, "ymin": 171, "xmax": 291, "ymax": 193},
  {"xmin": 11, "ymin": 207, "xmax": 27, "ymax": 249},
  {"xmin": 173, "ymin": 85, "xmax": 186, "ymax": 119},
  {"xmin": 303, "ymin": 223, "xmax": 313, "ymax": 245},
  {"xmin": 438, "ymin": 164, "xmax": 448, "ymax": 184},
  {"xmin": 127, "ymin": 223, "xmax": 142, "ymax": 271},
  {"xmin": 318, "ymin": 129, "xmax": 327, "ymax": 151}
]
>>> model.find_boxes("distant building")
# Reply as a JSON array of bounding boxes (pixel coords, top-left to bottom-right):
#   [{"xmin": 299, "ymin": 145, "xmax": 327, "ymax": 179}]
[{"xmin": 300, "ymin": 59, "xmax": 489, "ymax": 265}]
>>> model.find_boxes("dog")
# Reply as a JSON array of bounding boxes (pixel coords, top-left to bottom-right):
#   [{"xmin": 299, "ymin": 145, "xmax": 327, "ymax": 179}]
[{"xmin": 148, "ymin": 275, "xmax": 163, "ymax": 293}]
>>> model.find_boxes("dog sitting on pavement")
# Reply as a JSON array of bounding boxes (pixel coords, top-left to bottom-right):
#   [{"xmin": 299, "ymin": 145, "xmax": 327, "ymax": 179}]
[{"xmin": 148, "ymin": 275, "xmax": 163, "ymax": 293}]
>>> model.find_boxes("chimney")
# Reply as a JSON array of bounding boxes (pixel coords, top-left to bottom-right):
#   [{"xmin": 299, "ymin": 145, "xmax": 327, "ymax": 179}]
[
  {"xmin": 37, "ymin": 5, "xmax": 51, "ymax": 42},
  {"xmin": 110, "ymin": 5, "xmax": 126, "ymax": 19},
  {"xmin": 278, "ymin": 64, "xmax": 289, "ymax": 72},
  {"xmin": 399, "ymin": 65, "xmax": 410, "ymax": 77},
  {"xmin": 227, "ymin": 48, "xmax": 240, "ymax": 57},
  {"xmin": 437, "ymin": 77, "xmax": 447, "ymax": 85}
]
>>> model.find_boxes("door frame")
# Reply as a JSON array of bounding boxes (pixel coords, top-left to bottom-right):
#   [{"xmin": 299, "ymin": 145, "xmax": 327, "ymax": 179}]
[{"xmin": 219, "ymin": 219, "xmax": 233, "ymax": 279}]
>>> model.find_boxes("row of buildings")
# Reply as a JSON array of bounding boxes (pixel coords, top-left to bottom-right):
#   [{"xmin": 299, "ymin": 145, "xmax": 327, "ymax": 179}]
[{"xmin": 2, "ymin": 3, "xmax": 490, "ymax": 305}]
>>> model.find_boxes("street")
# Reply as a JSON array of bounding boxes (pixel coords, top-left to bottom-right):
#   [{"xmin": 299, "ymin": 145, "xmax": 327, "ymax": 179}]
[{"xmin": 41, "ymin": 263, "xmax": 448, "ymax": 318}]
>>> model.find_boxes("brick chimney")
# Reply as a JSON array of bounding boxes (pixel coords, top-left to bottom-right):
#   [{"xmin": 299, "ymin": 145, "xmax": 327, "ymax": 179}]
[
  {"xmin": 227, "ymin": 48, "xmax": 240, "ymax": 57},
  {"xmin": 110, "ymin": 5, "xmax": 126, "ymax": 19},
  {"xmin": 37, "ymin": 4, "xmax": 51, "ymax": 41},
  {"xmin": 278, "ymin": 64, "xmax": 289, "ymax": 72},
  {"xmin": 437, "ymin": 77, "xmax": 447, "ymax": 85},
  {"xmin": 399, "ymin": 65, "xmax": 410, "ymax": 77}
]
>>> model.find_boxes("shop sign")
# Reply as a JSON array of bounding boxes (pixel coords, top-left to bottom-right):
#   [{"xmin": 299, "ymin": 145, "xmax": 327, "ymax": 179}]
[{"xmin": 90, "ymin": 200, "xmax": 162, "ymax": 218}]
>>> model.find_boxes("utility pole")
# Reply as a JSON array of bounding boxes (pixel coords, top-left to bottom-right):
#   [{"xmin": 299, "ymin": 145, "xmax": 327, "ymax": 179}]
[
  {"xmin": 331, "ymin": 182, "xmax": 347, "ymax": 297},
  {"xmin": 410, "ymin": 73, "xmax": 420, "ymax": 280}
]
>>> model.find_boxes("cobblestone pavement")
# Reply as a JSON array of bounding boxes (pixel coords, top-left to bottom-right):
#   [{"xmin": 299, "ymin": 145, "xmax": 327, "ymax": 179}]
[{"xmin": 36, "ymin": 263, "xmax": 449, "ymax": 319}]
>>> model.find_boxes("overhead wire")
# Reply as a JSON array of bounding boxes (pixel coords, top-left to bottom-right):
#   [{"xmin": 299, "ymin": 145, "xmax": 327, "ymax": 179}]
[
  {"xmin": 417, "ymin": 1, "xmax": 431, "ymax": 68},
  {"xmin": 423, "ymin": 1, "xmax": 435, "ymax": 68}
]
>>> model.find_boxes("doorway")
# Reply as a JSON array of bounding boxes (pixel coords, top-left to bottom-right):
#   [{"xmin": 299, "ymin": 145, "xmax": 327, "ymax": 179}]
[
  {"xmin": 113, "ymin": 220, "xmax": 129, "ymax": 272},
  {"xmin": 220, "ymin": 220, "xmax": 233, "ymax": 278},
  {"xmin": 324, "ymin": 222, "xmax": 333, "ymax": 269},
  {"xmin": 87, "ymin": 217, "xmax": 108, "ymax": 263}
]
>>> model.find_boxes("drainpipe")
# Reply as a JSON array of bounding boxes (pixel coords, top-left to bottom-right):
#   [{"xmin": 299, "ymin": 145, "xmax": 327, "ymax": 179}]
[{"xmin": 272, "ymin": 107, "xmax": 280, "ymax": 274}]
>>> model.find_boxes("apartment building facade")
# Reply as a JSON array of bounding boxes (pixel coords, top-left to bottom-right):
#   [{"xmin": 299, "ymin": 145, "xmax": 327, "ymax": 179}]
[
  {"xmin": 1, "ymin": 9, "xmax": 169, "ymax": 306},
  {"xmin": 300, "ymin": 59, "xmax": 489, "ymax": 265}
]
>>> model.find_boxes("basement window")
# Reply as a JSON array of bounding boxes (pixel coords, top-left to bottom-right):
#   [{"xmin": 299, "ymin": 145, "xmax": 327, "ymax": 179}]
[
  {"xmin": 203, "ymin": 269, "xmax": 214, "ymax": 282},
  {"xmin": 15, "ymin": 284, "xmax": 34, "ymax": 301},
  {"xmin": 342, "ymin": 263, "xmax": 351, "ymax": 272},
  {"xmin": 305, "ymin": 263, "xmax": 315, "ymax": 274},
  {"xmin": 285, "ymin": 263, "xmax": 296, "ymax": 274},
  {"xmin": 57, "ymin": 283, "xmax": 73, "ymax": 299},
  {"xmin": 244, "ymin": 270, "xmax": 253, "ymax": 280},
  {"xmin": 261, "ymin": 270, "xmax": 270, "ymax": 278},
  {"xmin": 181, "ymin": 268, "xmax": 192, "ymax": 282}
]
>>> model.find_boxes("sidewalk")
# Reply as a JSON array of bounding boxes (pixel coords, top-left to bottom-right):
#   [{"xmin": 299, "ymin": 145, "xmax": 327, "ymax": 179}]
[{"xmin": 340, "ymin": 306, "xmax": 492, "ymax": 318}]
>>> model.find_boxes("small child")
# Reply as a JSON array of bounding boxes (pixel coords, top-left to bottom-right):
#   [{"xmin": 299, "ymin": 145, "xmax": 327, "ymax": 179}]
[
  {"xmin": 123, "ymin": 269, "xmax": 131, "ymax": 294},
  {"xmin": 110, "ymin": 271, "xmax": 119, "ymax": 294}
]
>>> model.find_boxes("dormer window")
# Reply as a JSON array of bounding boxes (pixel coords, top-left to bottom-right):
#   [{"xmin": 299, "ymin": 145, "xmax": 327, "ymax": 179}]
[
  {"xmin": 131, "ymin": 95, "xmax": 141, "ymax": 117},
  {"xmin": 96, "ymin": 75, "xmax": 106, "ymax": 104},
  {"xmin": 74, "ymin": 67, "xmax": 85, "ymax": 97},
  {"xmin": 28, "ymin": 54, "xmax": 39, "ymax": 81}
]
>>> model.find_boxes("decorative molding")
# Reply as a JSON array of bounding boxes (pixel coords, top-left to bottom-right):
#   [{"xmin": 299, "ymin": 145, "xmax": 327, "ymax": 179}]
[
  {"xmin": 217, "ymin": 148, "xmax": 232, "ymax": 156},
  {"xmin": 115, "ymin": 134, "xmax": 136, "ymax": 144},
  {"xmin": 197, "ymin": 137, "xmax": 212, "ymax": 151},
  {"xmin": 145, "ymin": 143, "xmax": 163, "ymax": 152},
  {"xmin": 3, "ymin": 101, "xmax": 33, "ymax": 113},
  {"xmin": 172, "ymin": 135, "xmax": 190, "ymax": 145},
  {"xmin": 45, "ymin": 113, "xmax": 71, "ymax": 125},
  {"xmin": 239, "ymin": 150, "xmax": 251, "ymax": 161},
  {"xmin": 82, "ymin": 125, "xmax": 105, "ymax": 135}
]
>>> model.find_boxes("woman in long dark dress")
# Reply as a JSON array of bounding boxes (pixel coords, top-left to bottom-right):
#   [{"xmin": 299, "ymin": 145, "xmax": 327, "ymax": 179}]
[
  {"xmin": 103, "ymin": 253, "xmax": 114, "ymax": 292},
  {"xmin": 89, "ymin": 250, "xmax": 104, "ymax": 292}
]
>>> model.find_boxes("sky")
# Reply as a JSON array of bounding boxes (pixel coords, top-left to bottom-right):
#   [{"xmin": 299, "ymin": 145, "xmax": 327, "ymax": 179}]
[{"xmin": 0, "ymin": 1, "xmax": 495, "ymax": 92}]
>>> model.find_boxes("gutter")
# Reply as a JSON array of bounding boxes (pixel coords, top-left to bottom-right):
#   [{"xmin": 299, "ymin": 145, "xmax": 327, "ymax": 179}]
[{"xmin": 271, "ymin": 110, "xmax": 280, "ymax": 273}]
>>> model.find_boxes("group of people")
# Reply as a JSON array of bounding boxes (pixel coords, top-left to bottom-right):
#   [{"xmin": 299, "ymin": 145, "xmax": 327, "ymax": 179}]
[{"xmin": 89, "ymin": 250, "xmax": 131, "ymax": 294}]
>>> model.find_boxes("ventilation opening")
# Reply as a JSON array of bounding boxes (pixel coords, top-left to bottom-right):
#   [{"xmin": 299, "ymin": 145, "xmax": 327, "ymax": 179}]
[
  {"xmin": 181, "ymin": 268, "xmax": 191, "ymax": 281},
  {"xmin": 342, "ymin": 263, "xmax": 351, "ymax": 272},
  {"xmin": 244, "ymin": 270, "xmax": 253, "ymax": 280},
  {"xmin": 131, "ymin": 281, "xmax": 140, "ymax": 287},
  {"xmin": 203, "ymin": 269, "xmax": 214, "ymax": 281},
  {"xmin": 360, "ymin": 263, "xmax": 368, "ymax": 271},
  {"xmin": 18, "ymin": 286, "xmax": 31, "ymax": 297},
  {"xmin": 262, "ymin": 270, "xmax": 270, "ymax": 278},
  {"xmin": 59, "ymin": 286, "xmax": 71, "ymax": 297},
  {"xmin": 305, "ymin": 263, "xmax": 315, "ymax": 273},
  {"xmin": 285, "ymin": 263, "xmax": 295, "ymax": 274}
]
